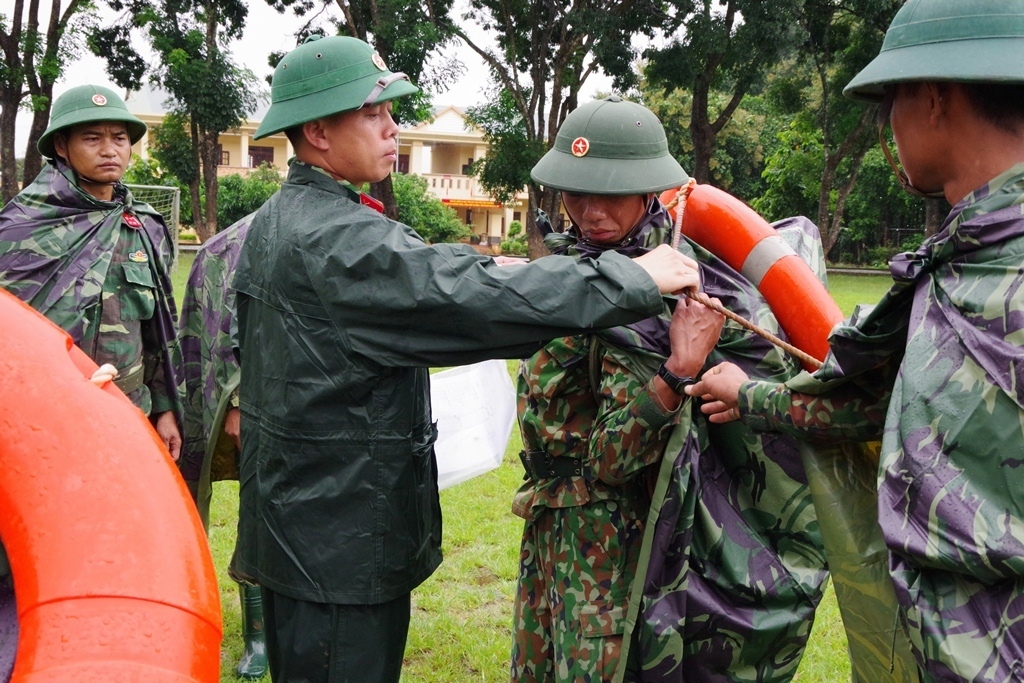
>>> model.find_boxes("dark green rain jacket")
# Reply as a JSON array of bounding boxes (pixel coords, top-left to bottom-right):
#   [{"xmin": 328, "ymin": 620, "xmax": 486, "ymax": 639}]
[{"xmin": 232, "ymin": 161, "xmax": 666, "ymax": 605}]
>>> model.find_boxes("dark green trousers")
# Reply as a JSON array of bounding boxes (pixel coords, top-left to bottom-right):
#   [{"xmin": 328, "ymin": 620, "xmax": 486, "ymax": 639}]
[{"xmin": 261, "ymin": 587, "xmax": 411, "ymax": 683}]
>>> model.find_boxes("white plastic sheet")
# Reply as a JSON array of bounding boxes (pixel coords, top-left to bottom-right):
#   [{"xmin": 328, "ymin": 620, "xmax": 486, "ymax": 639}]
[{"xmin": 430, "ymin": 359, "xmax": 517, "ymax": 490}]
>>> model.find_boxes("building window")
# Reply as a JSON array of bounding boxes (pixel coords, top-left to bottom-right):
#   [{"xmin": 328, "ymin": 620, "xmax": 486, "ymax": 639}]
[
  {"xmin": 249, "ymin": 146, "xmax": 275, "ymax": 168},
  {"xmin": 398, "ymin": 154, "xmax": 410, "ymax": 174},
  {"xmin": 513, "ymin": 211, "xmax": 521, "ymax": 222},
  {"xmin": 217, "ymin": 145, "xmax": 229, "ymax": 166},
  {"xmin": 466, "ymin": 209, "xmax": 473, "ymax": 225},
  {"xmin": 462, "ymin": 158, "xmax": 473, "ymax": 175}
]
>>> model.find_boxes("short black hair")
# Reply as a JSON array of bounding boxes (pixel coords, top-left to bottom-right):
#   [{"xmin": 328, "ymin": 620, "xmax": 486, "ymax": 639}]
[
  {"xmin": 959, "ymin": 83, "xmax": 1024, "ymax": 133},
  {"xmin": 284, "ymin": 125, "xmax": 304, "ymax": 149}
]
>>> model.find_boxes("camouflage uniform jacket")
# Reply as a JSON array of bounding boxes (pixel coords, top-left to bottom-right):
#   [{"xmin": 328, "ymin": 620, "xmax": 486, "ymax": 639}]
[
  {"xmin": 0, "ymin": 161, "xmax": 182, "ymax": 419},
  {"xmin": 178, "ymin": 213, "xmax": 254, "ymax": 525},
  {"xmin": 532, "ymin": 202, "xmax": 828, "ymax": 683},
  {"xmin": 740, "ymin": 164, "xmax": 1024, "ymax": 683}
]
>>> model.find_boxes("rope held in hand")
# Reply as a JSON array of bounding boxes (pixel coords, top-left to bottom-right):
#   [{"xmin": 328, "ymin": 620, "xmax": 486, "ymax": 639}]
[{"xmin": 667, "ymin": 180, "xmax": 825, "ymax": 370}]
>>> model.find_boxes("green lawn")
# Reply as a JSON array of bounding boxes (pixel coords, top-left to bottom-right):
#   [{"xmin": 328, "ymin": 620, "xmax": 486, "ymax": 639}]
[{"xmin": 172, "ymin": 251, "xmax": 894, "ymax": 682}]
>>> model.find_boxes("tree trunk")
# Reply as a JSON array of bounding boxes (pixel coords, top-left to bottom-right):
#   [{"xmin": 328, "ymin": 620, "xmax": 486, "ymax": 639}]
[
  {"xmin": 370, "ymin": 175, "xmax": 399, "ymax": 220},
  {"xmin": 199, "ymin": 128, "xmax": 219, "ymax": 241},
  {"xmin": 525, "ymin": 185, "xmax": 555, "ymax": 260},
  {"xmin": 189, "ymin": 116, "xmax": 207, "ymax": 240},
  {"xmin": 21, "ymin": 106, "xmax": 49, "ymax": 185},
  {"xmin": 0, "ymin": 92, "xmax": 21, "ymax": 203},
  {"xmin": 923, "ymin": 198, "xmax": 943, "ymax": 237}
]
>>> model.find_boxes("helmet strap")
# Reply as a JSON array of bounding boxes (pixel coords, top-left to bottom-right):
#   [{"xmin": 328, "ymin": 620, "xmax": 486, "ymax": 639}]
[{"xmin": 877, "ymin": 124, "xmax": 945, "ymax": 199}]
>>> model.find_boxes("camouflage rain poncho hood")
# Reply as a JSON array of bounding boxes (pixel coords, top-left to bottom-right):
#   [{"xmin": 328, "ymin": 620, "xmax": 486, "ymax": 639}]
[{"xmin": 0, "ymin": 161, "xmax": 182, "ymax": 421}]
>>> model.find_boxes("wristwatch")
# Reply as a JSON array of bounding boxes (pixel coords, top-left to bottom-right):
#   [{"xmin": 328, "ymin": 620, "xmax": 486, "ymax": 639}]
[{"xmin": 657, "ymin": 363, "xmax": 697, "ymax": 394}]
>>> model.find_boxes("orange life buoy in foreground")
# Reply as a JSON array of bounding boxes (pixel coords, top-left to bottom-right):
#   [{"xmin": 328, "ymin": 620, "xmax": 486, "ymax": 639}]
[
  {"xmin": 0, "ymin": 289, "xmax": 221, "ymax": 682},
  {"xmin": 661, "ymin": 184, "xmax": 845, "ymax": 366}
]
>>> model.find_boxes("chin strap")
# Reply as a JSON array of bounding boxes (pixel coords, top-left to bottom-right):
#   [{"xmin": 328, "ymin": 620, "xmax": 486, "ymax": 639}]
[{"xmin": 877, "ymin": 125, "xmax": 946, "ymax": 199}]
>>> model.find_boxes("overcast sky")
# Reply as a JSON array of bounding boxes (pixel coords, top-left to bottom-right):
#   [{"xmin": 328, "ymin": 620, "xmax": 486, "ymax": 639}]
[{"xmin": 14, "ymin": 1, "xmax": 614, "ymax": 154}]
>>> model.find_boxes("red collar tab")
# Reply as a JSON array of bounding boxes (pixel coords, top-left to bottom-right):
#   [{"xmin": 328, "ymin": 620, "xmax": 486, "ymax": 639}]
[
  {"xmin": 122, "ymin": 211, "xmax": 143, "ymax": 229},
  {"xmin": 359, "ymin": 193, "xmax": 385, "ymax": 214}
]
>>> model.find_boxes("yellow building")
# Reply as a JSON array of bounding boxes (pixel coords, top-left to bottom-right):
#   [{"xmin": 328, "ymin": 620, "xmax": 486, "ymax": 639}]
[{"xmin": 126, "ymin": 89, "xmax": 526, "ymax": 245}]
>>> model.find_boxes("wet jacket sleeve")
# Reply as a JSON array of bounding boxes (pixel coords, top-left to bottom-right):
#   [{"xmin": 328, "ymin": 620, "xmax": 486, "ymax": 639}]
[{"xmin": 309, "ymin": 214, "xmax": 665, "ymax": 367}]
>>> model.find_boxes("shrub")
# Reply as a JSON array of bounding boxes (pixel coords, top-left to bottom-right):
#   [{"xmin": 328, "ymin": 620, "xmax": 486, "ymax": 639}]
[
  {"xmin": 500, "ymin": 221, "xmax": 528, "ymax": 256},
  {"xmin": 392, "ymin": 173, "xmax": 470, "ymax": 243},
  {"xmin": 216, "ymin": 163, "xmax": 282, "ymax": 230}
]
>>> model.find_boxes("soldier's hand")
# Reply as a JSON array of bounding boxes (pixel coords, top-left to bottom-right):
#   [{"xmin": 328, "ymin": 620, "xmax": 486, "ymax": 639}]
[
  {"xmin": 89, "ymin": 363, "xmax": 118, "ymax": 387},
  {"xmin": 685, "ymin": 362, "xmax": 748, "ymax": 424},
  {"xmin": 632, "ymin": 244, "xmax": 701, "ymax": 295},
  {"xmin": 666, "ymin": 296, "xmax": 725, "ymax": 378},
  {"xmin": 224, "ymin": 407, "xmax": 242, "ymax": 451},
  {"xmin": 154, "ymin": 411, "xmax": 182, "ymax": 461}
]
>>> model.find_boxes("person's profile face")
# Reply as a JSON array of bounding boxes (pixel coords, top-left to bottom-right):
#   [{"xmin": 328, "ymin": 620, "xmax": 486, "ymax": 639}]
[
  {"xmin": 54, "ymin": 122, "xmax": 132, "ymax": 184},
  {"xmin": 317, "ymin": 102, "xmax": 400, "ymax": 186},
  {"xmin": 561, "ymin": 192, "xmax": 647, "ymax": 245}
]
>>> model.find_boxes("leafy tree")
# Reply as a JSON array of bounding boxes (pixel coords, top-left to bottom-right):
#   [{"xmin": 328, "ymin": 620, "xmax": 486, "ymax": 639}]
[
  {"xmin": 644, "ymin": 0, "xmax": 802, "ymax": 184},
  {"xmin": 92, "ymin": 0, "xmax": 261, "ymax": 242},
  {"xmin": 262, "ymin": 0, "xmax": 460, "ymax": 219},
  {"xmin": 642, "ymin": 82, "xmax": 769, "ymax": 202},
  {"xmin": 148, "ymin": 111, "xmax": 201, "ymax": 230},
  {"xmin": 391, "ymin": 172, "xmax": 469, "ymax": 243},
  {"xmin": 465, "ymin": 88, "xmax": 545, "ymax": 206},
  {"xmin": 0, "ymin": 0, "xmax": 94, "ymax": 202},
  {"xmin": 216, "ymin": 163, "xmax": 282, "ymax": 229},
  {"xmin": 456, "ymin": 0, "xmax": 668, "ymax": 258}
]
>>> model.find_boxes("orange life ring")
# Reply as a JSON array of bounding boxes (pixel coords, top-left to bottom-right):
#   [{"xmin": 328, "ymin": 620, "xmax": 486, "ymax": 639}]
[
  {"xmin": 661, "ymin": 184, "xmax": 845, "ymax": 366},
  {"xmin": 0, "ymin": 289, "xmax": 221, "ymax": 682}
]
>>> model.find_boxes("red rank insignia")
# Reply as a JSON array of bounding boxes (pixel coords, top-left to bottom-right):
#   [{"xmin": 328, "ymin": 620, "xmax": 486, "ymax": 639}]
[
  {"xmin": 122, "ymin": 212, "xmax": 143, "ymax": 229},
  {"xmin": 360, "ymin": 193, "xmax": 385, "ymax": 213}
]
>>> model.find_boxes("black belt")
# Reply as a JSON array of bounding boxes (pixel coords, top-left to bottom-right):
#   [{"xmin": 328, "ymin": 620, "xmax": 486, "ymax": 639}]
[{"xmin": 519, "ymin": 449, "xmax": 584, "ymax": 481}]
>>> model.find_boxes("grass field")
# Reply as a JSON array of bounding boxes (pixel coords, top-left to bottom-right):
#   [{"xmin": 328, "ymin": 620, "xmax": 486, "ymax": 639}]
[{"xmin": 171, "ymin": 253, "xmax": 895, "ymax": 682}]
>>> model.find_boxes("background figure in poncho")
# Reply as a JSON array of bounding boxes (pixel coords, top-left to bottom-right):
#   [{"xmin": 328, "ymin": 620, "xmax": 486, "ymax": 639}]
[{"xmin": 178, "ymin": 213, "xmax": 267, "ymax": 679}]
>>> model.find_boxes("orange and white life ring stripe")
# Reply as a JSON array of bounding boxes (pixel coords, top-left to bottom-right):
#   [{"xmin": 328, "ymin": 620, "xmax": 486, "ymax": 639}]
[
  {"xmin": 0, "ymin": 289, "xmax": 221, "ymax": 682},
  {"xmin": 662, "ymin": 184, "xmax": 845, "ymax": 366}
]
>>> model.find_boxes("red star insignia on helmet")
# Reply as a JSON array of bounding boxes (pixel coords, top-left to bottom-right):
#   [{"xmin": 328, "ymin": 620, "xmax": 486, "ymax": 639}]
[
  {"xmin": 372, "ymin": 53, "xmax": 388, "ymax": 71},
  {"xmin": 571, "ymin": 137, "xmax": 590, "ymax": 157},
  {"xmin": 92, "ymin": 94, "xmax": 107, "ymax": 106}
]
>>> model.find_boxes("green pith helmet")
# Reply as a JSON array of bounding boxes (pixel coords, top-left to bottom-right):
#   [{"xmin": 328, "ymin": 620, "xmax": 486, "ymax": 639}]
[
  {"xmin": 845, "ymin": 0, "xmax": 1024, "ymax": 102},
  {"xmin": 37, "ymin": 85, "xmax": 147, "ymax": 159},
  {"xmin": 531, "ymin": 96, "xmax": 688, "ymax": 195},
  {"xmin": 254, "ymin": 35, "xmax": 419, "ymax": 140}
]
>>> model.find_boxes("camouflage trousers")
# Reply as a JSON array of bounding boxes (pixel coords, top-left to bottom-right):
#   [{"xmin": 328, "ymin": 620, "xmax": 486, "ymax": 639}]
[{"xmin": 512, "ymin": 496, "xmax": 645, "ymax": 683}]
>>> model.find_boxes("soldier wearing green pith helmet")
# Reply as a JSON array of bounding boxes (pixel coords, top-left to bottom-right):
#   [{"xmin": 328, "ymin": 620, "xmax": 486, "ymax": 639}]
[
  {"xmin": 0, "ymin": 84, "xmax": 182, "ymax": 450},
  {"xmin": 691, "ymin": 1, "xmax": 1024, "ymax": 680},
  {"xmin": 231, "ymin": 36, "xmax": 702, "ymax": 683}
]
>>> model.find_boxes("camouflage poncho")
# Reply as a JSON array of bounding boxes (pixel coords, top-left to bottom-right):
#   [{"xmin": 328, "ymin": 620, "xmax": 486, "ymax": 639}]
[
  {"xmin": 743, "ymin": 164, "xmax": 1024, "ymax": 682},
  {"xmin": 0, "ymin": 161, "xmax": 182, "ymax": 420},
  {"xmin": 179, "ymin": 214, "xmax": 253, "ymax": 527},
  {"xmin": 537, "ymin": 202, "xmax": 829, "ymax": 683}
]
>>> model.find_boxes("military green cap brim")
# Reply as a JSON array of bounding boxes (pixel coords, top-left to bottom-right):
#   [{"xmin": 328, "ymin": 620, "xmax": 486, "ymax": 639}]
[
  {"xmin": 38, "ymin": 108, "xmax": 146, "ymax": 159},
  {"xmin": 254, "ymin": 74, "xmax": 418, "ymax": 140},
  {"xmin": 845, "ymin": 37, "xmax": 1024, "ymax": 102},
  {"xmin": 531, "ymin": 148, "xmax": 688, "ymax": 196}
]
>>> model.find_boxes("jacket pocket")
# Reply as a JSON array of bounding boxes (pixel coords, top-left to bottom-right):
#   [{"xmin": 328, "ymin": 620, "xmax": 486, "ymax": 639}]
[{"xmin": 120, "ymin": 261, "xmax": 156, "ymax": 322}]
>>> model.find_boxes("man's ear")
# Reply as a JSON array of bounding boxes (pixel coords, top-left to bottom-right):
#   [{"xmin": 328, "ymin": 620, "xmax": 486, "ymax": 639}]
[
  {"xmin": 927, "ymin": 82, "xmax": 951, "ymax": 126},
  {"xmin": 302, "ymin": 119, "xmax": 330, "ymax": 152},
  {"xmin": 53, "ymin": 132, "xmax": 69, "ymax": 162}
]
